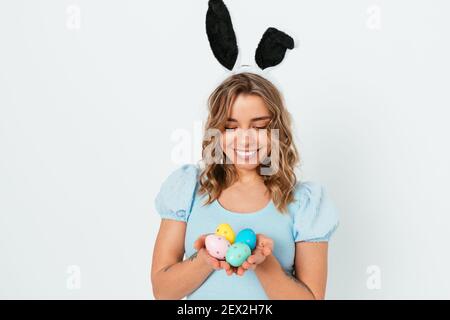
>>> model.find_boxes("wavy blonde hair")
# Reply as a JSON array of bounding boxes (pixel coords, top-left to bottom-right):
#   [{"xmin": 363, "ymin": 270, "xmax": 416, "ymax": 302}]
[{"xmin": 197, "ymin": 72, "xmax": 300, "ymax": 213}]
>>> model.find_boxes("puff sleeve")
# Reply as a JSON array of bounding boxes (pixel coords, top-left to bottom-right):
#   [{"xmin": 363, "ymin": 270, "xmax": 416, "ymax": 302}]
[
  {"xmin": 154, "ymin": 164, "xmax": 199, "ymax": 222},
  {"xmin": 292, "ymin": 181, "xmax": 339, "ymax": 242}
]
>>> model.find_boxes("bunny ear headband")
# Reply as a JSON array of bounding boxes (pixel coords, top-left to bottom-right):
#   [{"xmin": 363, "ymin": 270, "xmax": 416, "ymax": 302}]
[{"xmin": 206, "ymin": 0, "xmax": 295, "ymax": 75}]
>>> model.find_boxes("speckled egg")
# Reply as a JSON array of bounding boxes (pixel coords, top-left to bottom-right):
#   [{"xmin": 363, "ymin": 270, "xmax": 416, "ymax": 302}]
[
  {"xmin": 205, "ymin": 234, "xmax": 231, "ymax": 260},
  {"xmin": 235, "ymin": 228, "xmax": 257, "ymax": 250},
  {"xmin": 215, "ymin": 223, "xmax": 235, "ymax": 244},
  {"xmin": 225, "ymin": 242, "xmax": 251, "ymax": 267}
]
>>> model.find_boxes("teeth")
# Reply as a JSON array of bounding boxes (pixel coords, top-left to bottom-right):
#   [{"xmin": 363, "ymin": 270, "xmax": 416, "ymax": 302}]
[{"xmin": 236, "ymin": 150, "xmax": 257, "ymax": 157}]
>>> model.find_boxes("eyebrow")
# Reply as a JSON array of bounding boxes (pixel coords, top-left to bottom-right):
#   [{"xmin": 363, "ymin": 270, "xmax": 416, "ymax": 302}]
[{"xmin": 226, "ymin": 116, "xmax": 271, "ymax": 122}]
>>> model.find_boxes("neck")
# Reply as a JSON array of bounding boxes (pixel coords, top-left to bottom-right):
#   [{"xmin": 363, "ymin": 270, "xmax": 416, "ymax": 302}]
[{"xmin": 235, "ymin": 167, "xmax": 262, "ymax": 184}]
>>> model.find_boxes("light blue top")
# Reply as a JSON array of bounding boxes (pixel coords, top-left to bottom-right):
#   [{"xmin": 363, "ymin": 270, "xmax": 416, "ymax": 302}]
[{"xmin": 154, "ymin": 164, "xmax": 339, "ymax": 300}]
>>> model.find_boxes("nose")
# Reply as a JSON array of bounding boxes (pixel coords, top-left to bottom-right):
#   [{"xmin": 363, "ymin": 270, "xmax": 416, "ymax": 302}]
[{"xmin": 235, "ymin": 128, "xmax": 258, "ymax": 150}]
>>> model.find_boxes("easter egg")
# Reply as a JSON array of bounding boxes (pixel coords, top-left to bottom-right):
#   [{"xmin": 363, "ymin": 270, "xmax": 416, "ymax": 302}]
[
  {"xmin": 225, "ymin": 242, "xmax": 251, "ymax": 267},
  {"xmin": 205, "ymin": 234, "xmax": 231, "ymax": 260},
  {"xmin": 235, "ymin": 228, "xmax": 257, "ymax": 250},
  {"xmin": 215, "ymin": 223, "xmax": 235, "ymax": 244}
]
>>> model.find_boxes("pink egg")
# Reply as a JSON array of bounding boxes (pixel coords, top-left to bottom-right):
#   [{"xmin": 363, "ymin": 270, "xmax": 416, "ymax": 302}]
[{"xmin": 205, "ymin": 234, "xmax": 231, "ymax": 260}]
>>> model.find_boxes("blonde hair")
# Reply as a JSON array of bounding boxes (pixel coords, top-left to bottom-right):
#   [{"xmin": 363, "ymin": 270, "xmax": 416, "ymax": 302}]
[{"xmin": 198, "ymin": 72, "xmax": 300, "ymax": 213}]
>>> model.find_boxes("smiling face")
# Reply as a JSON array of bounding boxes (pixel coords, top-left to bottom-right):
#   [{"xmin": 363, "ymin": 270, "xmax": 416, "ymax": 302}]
[
  {"xmin": 220, "ymin": 93, "xmax": 272, "ymax": 170},
  {"xmin": 199, "ymin": 72, "xmax": 300, "ymax": 212}
]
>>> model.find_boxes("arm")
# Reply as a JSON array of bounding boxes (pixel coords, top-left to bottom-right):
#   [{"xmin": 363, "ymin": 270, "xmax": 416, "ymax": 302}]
[
  {"xmin": 254, "ymin": 242, "xmax": 329, "ymax": 300},
  {"xmin": 151, "ymin": 219, "xmax": 214, "ymax": 300}
]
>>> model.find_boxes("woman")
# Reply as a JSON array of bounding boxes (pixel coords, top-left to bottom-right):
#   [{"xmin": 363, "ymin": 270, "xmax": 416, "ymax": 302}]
[{"xmin": 151, "ymin": 72, "xmax": 339, "ymax": 300}]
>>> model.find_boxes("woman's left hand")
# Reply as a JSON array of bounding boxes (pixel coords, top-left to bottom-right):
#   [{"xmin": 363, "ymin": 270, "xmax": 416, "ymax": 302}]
[{"xmin": 236, "ymin": 234, "xmax": 274, "ymax": 276}]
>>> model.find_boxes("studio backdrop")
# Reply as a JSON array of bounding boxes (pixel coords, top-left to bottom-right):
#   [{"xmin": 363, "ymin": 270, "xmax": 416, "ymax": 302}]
[{"xmin": 1, "ymin": 0, "xmax": 449, "ymax": 299}]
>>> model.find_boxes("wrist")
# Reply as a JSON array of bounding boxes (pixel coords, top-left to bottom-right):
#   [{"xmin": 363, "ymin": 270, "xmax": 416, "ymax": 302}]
[
  {"xmin": 197, "ymin": 248, "xmax": 215, "ymax": 272},
  {"xmin": 254, "ymin": 254, "xmax": 276, "ymax": 274}
]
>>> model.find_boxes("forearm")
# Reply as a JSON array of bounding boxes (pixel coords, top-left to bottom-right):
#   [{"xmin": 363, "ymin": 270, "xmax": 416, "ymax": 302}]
[
  {"xmin": 254, "ymin": 255, "xmax": 316, "ymax": 300},
  {"xmin": 152, "ymin": 250, "xmax": 214, "ymax": 300}
]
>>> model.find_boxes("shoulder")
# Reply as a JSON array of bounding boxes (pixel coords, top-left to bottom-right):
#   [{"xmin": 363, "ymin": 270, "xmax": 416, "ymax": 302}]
[
  {"xmin": 288, "ymin": 181, "xmax": 339, "ymax": 242},
  {"xmin": 165, "ymin": 163, "xmax": 200, "ymax": 182},
  {"xmin": 154, "ymin": 164, "xmax": 201, "ymax": 222}
]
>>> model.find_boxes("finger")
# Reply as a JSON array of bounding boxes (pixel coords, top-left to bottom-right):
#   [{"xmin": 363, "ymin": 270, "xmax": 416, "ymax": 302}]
[
  {"xmin": 262, "ymin": 246, "xmax": 272, "ymax": 256},
  {"xmin": 248, "ymin": 252, "xmax": 265, "ymax": 265},
  {"xmin": 265, "ymin": 239, "xmax": 274, "ymax": 251},
  {"xmin": 193, "ymin": 237, "xmax": 202, "ymax": 248},
  {"xmin": 193, "ymin": 241, "xmax": 200, "ymax": 250},
  {"xmin": 256, "ymin": 234, "xmax": 266, "ymax": 245},
  {"xmin": 244, "ymin": 262, "xmax": 257, "ymax": 270},
  {"xmin": 259, "ymin": 239, "xmax": 272, "ymax": 250},
  {"xmin": 256, "ymin": 234, "xmax": 274, "ymax": 248},
  {"xmin": 248, "ymin": 253, "xmax": 263, "ymax": 264},
  {"xmin": 193, "ymin": 234, "xmax": 207, "ymax": 250},
  {"xmin": 221, "ymin": 262, "xmax": 234, "ymax": 276},
  {"xmin": 219, "ymin": 261, "xmax": 231, "ymax": 272},
  {"xmin": 237, "ymin": 267, "xmax": 246, "ymax": 276},
  {"xmin": 208, "ymin": 257, "xmax": 221, "ymax": 270},
  {"xmin": 241, "ymin": 261, "xmax": 252, "ymax": 270}
]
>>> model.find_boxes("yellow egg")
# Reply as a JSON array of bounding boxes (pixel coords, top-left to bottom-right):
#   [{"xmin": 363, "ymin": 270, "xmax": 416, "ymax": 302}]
[{"xmin": 215, "ymin": 223, "xmax": 235, "ymax": 244}]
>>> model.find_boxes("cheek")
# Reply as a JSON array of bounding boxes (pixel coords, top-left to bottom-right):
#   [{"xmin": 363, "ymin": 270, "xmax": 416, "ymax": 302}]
[
  {"xmin": 257, "ymin": 132, "xmax": 270, "ymax": 150},
  {"xmin": 220, "ymin": 132, "xmax": 236, "ymax": 152},
  {"xmin": 266, "ymin": 137, "xmax": 271, "ymax": 151}
]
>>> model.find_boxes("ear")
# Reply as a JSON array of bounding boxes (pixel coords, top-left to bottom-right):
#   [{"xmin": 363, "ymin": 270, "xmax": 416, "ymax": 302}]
[
  {"xmin": 206, "ymin": 0, "xmax": 239, "ymax": 71},
  {"xmin": 255, "ymin": 27, "xmax": 295, "ymax": 70}
]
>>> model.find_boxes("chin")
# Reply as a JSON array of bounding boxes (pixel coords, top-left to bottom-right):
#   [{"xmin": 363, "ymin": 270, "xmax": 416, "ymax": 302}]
[{"xmin": 233, "ymin": 163, "xmax": 260, "ymax": 171}]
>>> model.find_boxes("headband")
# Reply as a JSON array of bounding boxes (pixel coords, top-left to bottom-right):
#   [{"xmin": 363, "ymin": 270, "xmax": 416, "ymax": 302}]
[{"xmin": 206, "ymin": 0, "xmax": 296, "ymax": 76}]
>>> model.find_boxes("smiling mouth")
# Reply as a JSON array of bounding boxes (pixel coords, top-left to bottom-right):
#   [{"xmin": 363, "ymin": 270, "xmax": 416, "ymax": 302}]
[{"xmin": 234, "ymin": 148, "xmax": 261, "ymax": 158}]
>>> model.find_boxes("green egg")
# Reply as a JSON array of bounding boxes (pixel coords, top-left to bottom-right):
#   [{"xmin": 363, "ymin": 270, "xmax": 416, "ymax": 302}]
[{"xmin": 225, "ymin": 242, "xmax": 251, "ymax": 267}]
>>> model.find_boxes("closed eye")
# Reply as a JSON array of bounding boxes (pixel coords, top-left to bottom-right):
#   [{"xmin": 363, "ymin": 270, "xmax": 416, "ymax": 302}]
[{"xmin": 224, "ymin": 126, "xmax": 267, "ymax": 130}]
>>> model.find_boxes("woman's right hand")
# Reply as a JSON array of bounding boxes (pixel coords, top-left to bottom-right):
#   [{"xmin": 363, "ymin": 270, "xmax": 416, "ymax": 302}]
[{"xmin": 193, "ymin": 234, "xmax": 234, "ymax": 275}]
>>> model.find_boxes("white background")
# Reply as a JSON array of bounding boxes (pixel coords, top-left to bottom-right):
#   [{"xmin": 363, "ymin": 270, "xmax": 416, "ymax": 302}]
[{"xmin": 1, "ymin": 0, "xmax": 449, "ymax": 299}]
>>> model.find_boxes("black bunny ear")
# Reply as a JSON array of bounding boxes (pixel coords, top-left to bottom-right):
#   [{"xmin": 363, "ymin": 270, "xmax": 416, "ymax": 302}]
[
  {"xmin": 206, "ymin": 0, "xmax": 238, "ymax": 70},
  {"xmin": 255, "ymin": 27, "xmax": 295, "ymax": 70}
]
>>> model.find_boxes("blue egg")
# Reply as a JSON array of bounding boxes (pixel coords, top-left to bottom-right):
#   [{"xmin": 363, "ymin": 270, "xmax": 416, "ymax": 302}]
[
  {"xmin": 226, "ymin": 242, "xmax": 251, "ymax": 267},
  {"xmin": 235, "ymin": 228, "xmax": 257, "ymax": 250}
]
